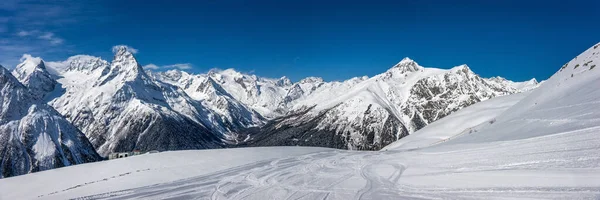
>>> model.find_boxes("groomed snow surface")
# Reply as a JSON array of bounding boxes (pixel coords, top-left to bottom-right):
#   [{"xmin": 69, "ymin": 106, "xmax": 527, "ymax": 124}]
[{"xmin": 2, "ymin": 43, "xmax": 599, "ymax": 199}]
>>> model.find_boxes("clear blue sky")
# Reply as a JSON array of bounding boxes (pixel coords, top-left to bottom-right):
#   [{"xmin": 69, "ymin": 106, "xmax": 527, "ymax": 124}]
[{"xmin": 1, "ymin": 0, "xmax": 598, "ymax": 82}]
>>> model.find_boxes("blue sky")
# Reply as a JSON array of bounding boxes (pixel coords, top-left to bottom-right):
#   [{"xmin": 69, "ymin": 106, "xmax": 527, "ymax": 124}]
[{"xmin": 1, "ymin": 0, "xmax": 598, "ymax": 82}]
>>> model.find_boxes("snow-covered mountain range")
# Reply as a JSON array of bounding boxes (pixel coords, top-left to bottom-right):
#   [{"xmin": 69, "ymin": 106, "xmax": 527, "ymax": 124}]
[
  {"xmin": 2, "ymin": 42, "xmax": 597, "ymax": 199},
  {"xmin": 0, "ymin": 65, "xmax": 101, "ymax": 178},
  {"xmin": 21, "ymin": 48, "xmax": 540, "ymax": 153},
  {"xmin": 32, "ymin": 46, "xmax": 235, "ymax": 156},
  {"xmin": 1, "ymin": 45, "xmax": 540, "ymax": 177},
  {"xmin": 241, "ymin": 58, "xmax": 539, "ymax": 150}
]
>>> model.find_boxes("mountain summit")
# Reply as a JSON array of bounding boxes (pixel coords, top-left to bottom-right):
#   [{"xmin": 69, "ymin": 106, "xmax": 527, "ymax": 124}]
[
  {"xmin": 12, "ymin": 55, "xmax": 57, "ymax": 100},
  {"xmin": 390, "ymin": 57, "xmax": 422, "ymax": 73}
]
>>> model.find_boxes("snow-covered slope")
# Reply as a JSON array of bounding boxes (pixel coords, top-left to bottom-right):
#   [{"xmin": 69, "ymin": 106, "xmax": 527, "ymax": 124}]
[
  {"xmin": 244, "ymin": 58, "xmax": 537, "ymax": 150},
  {"xmin": 384, "ymin": 42, "xmax": 599, "ymax": 151},
  {"xmin": 440, "ymin": 42, "xmax": 600, "ymax": 145},
  {"xmin": 0, "ymin": 147, "xmax": 328, "ymax": 199},
  {"xmin": 383, "ymin": 92, "xmax": 528, "ymax": 150},
  {"xmin": 0, "ymin": 65, "xmax": 101, "ymax": 178},
  {"xmin": 42, "ymin": 46, "xmax": 231, "ymax": 156},
  {"xmin": 1, "ymin": 42, "xmax": 596, "ymax": 200}
]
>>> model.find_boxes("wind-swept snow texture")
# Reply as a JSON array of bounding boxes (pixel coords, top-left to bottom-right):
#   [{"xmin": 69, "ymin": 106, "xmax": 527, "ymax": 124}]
[{"xmin": 1, "ymin": 43, "xmax": 598, "ymax": 199}]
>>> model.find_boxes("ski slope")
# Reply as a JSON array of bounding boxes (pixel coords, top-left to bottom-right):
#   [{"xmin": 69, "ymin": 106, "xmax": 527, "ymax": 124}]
[
  {"xmin": 3, "ymin": 125, "xmax": 598, "ymax": 199},
  {"xmin": 0, "ymin": 147, "xmax": 328, "ymax": 199}
]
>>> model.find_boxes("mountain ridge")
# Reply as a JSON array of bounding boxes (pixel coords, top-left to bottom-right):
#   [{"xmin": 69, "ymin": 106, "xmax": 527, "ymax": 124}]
[{"xmin": 14, "ymin": 51, "xmax": 541, "ymax": 154}]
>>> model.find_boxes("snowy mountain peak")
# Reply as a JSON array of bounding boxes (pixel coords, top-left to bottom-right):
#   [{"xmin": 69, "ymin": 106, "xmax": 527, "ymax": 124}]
[
  {"xmin": 97, "ymin": 46, "xmax": 149, "ymax": 86},
  {"xmin": 276, "ymin": 76, "xmax": 292, "ymax": 86},
  {"xmin": 43, "ymin": 55, "xmax": 109, "ymax": 76},
  {"xmin": 299, "ymin": 77, "xmax": 324, "ymax": 84},
  {"xmin": 450, "ymin": 64, "xmax": 473, "ymax": 74},
  {"xmin": 13, "ymin": 54, "xmax": 47, "ymax": 79},
  {"xmin": 112, "ymin": 45, "xmax": 136, "ymax": 57},
  {"xmin": 398, "ymin": 57, "xmax": 415, "ymax": 64},
  {"xmin": 528, "ymin": 78, "xmax": 539, "ymax": 84},
  {"xmin": 391, "ymin": 57, "xmax": 421, "ymax": 73},
  {"xmin": 163, "ymin": 69, "xmax": 191, "ymax": 81},
  {"xmin": 486, "ymin": 76, "xmax": 541, "ymax": 92},
  {"xmin": 489, "ymin": 76, "xmax": 508, "ymax": 82},
  {"xmin": 65, "ymin": 55, "xmax": 109, "ymax": 73},
  {"xmin": 12, "ymin": 55, "xmax": 57, "ymax": 100}
]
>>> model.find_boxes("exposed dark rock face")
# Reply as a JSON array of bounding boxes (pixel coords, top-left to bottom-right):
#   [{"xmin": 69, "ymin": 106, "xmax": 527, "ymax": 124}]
[{"xmin": 242, "ymin": 104, "xmax": 409, "ymax": 151}]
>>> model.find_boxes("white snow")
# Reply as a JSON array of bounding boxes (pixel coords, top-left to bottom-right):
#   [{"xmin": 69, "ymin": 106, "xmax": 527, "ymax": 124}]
[
  {"xmin": 383, "ymin": 92, "xmax": 529, "ymax": 150},
  {"xmin": 3, "ymin": 40, "xmax": 596, "ymax": 199},
  {"xmin": 0, "ymin": 42, "xmax": 594, "ymax": 199},
  {"xmin": 0, "ymin": 147, "xmax": 328, "ymax": 200}
]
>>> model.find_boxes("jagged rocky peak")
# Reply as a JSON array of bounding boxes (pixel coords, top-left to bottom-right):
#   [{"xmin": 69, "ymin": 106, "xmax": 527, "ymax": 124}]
[
  {"xmin": 197, "ymin": 76, "xmax": 225, "ymax": 95},
  {"xmin": 486, "ymin": 75, "xmax": 541, "ymax": 92},
  {"xmin": 391, "ymin": 57, "xmax": 422, "ymax": 73},
  {"xmin": 12, "ymin": 54, "xmax": 57, "ymax": 100},
  {"xmin": 489, "ymin": 76, "xmax": 508, "ymax": 82},
  {"xmin": 111, "ymin": 45, "xmax": 144, "ymax": 72},
  {"xmin": 63, "ymin": 55, "xmax": 109, "ymax": 73},
  {"xmin": 450, "ymin": 64, "xmax": 474, "ymax": 74},
  {"xmin": 276, "ymin": 76, "xmax": 292, "ymax": 86},
  {"xmin": 97, "ymin": 45, "xmax": 149, "ymax": 85},
  {"xmin": 209, "ymin": 68, "xmax": 250, "ymax": 84},
  {"xmin": 488, "ymin": 76, "xmax": 509, "ymax": 83},
  {"xmin": 527, "ymin": 78, "xmax": 539, "ymax": 84},
  {"xmin": 299, "ymin": 76, "xmax": 324, "ymax": 84},
  {"xmin": 161, "ymin": 69, "xmax": 192, "ymax": 81},
  {"xmin": 13, "ymin": 54, "xmax": 47, "ymax": 80}
]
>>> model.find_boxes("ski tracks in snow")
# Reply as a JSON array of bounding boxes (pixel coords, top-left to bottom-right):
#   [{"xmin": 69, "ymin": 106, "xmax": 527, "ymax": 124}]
[{"xmin": 80, "ymin": 150, "xmax": 410, "ymax": 200}]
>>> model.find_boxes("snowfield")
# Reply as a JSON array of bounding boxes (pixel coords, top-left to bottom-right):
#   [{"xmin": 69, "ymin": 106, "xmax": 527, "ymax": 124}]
[
  {"xmin": 0, "ymin": 147, "xmax": 329, "ymax": 199},
  {"xmin": 1, "ymin": 43, "xmax": 598, "ymax": 199}
]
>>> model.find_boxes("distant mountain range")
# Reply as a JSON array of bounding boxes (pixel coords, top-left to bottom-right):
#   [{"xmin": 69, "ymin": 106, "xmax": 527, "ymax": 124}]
[{"xmin": 0, "ymin": 46, "xmax": 540, "ymax": 177}]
